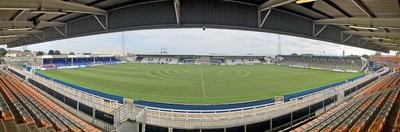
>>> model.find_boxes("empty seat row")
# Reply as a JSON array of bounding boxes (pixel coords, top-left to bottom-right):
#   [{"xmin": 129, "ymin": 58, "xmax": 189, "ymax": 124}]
[
  {"xmin": 368, "ymin": 87, "xmax": 400, "ymax": 132},
  {"xmin": 348, "ymin": 90, "xmax": 391, "ymax": 132},
  {"xmin": 0, "ymin": 78, "xmax": 34, "ymax": 125},
  {"xmin": 291, "ymin": 73, "xmax": 400, "ymax": 132},
  {"xmin": 1, "ymin": 69, "xmax": 101, "ymax": 132},
  {"xmin": 0, "ymin": 77, "xmax": 53, "ymax": 128},
  {"xmin": 301, "ymin": 96, "xmax": 365, "ymax": 131},
  {"xmin": 3, "ymin": 76, "xmax": 69, "ymax": 131},
  {"xmin": 327, "ymin": 93, "xmax": 381, "ymax": 131},
  {"xmin": 312, "ymin": 95, "xmax": 371, "ymax": 131},
  {"xmin": 0, "ymin": 83, "xmax": 13, "ymax": 121},
  {"xmin": 334, "ymin": 94, "xmax": 378, "ymax": 132},
  {"xmin": 395, "ymin": 110, "xmax": 400, "ymax": 131}
]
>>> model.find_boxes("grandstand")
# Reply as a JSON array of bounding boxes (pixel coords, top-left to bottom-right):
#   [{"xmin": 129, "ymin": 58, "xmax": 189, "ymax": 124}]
[
  {"xmin": 134, "ymin": 54, "xmax": 268, "ymax": 65},
  {"xmin": 278, "ymin": 55, "xmax": 367, "ymax": 72},
  {"xmin": 33, "ymin": 55, "xmax": 121, "ymax": 69},
  {"xmin": 0, "ymin": 68, "xmax": 100, "ymax": 132},
  {"xmin": 292, "ymin": 72, "xmax": 400, "ymax": 132}
]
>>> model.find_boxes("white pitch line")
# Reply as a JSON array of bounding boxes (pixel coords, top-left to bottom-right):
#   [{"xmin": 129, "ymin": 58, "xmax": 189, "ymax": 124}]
[{"xmin": 199, "ymin": 66, "xmax": 206, "ymax": 98}]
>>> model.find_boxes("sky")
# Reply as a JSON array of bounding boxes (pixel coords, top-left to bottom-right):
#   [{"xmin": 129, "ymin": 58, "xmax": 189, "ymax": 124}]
[{"xmin": 8, "ymin": 28, "xmax": 396, "ymax": 56}]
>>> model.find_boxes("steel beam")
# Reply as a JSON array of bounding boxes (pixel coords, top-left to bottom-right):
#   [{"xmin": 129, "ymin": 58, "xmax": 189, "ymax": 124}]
[
  {"xmin": 315, "ymin": 18, "xmax": 400, "ymax": 29},
  {"xmin": 259, "ymin": 0, "xmax": 295, "ymax": 12},
  {"xmin": 174, "ymin": 0, "xmax": 180, "ymax": 26},
  {"xmin": 0, "ymin": 0, "xmax": 107, "ymax": 15},
  {"xmin": 342, "ymin": 35, "xmax": 353, "ymax": 43},
  {"xmin": 53, "ymin": 26, "xmax": 66, "ymax": 37},
  {"xmin": 343, "ymin": 31, "xmax": 400, "ymax": 39},
  {"xmin": 259, "ymin": 9, "xmax": 272, "ymax": 28},
  {"xmin": 314, "ymin": 25, "xmax": 327, "ymax": 37},
  {"xmin": 93, "ymin": 14, "xmax": 107, "ymax": 30},
  {"xmin": 0, "ymin": 21, "xmax": 65, "ymax": 28}
]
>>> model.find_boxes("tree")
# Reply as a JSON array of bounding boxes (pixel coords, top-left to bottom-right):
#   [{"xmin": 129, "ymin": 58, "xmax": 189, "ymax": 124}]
[
  {"xmin": 23, "ymin": 50, "xmax": 30, "ymax": 53},
  {"xmin": 291, "ymin": 53, "xmax": 298, "ymax": 56},
  {"xmin": 36, "ymin": 51, "xmax": 45, "ymax": 56},
  {"xmin": 54, "ymin": 50, "xmax": 61, "ymax": 55},
  {"xmin": 69, "ymin": 52, "xmax": 75, "ymax": 55},
  {"xmin": 83, "ymin": 53, "xmax": 91, "ymax": 55},
  {"xmin": 48, "ymin": 50, "xmax": 54, "ymax": 55},
  {"xmin": 361, "ymin": 54, "xmax": 369, "ymax": 59},
  {"xmin": 0, "ymin": 48, "xmax": 7, "ymax": 57}
]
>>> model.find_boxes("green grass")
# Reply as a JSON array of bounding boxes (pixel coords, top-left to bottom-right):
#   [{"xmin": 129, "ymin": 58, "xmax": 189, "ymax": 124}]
[{"xmin": 37, "ymin": 63, "xmax": 362, "ymax": 104}]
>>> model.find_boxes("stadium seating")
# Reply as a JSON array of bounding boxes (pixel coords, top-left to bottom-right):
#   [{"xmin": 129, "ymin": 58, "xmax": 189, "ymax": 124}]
[
  {"xmin": 279, "ymin": 55, "xmax": 364, "ymax": 72},
  {"xmin": 140, "ymin": 57, "xmax": 159, "ymax": 64},
  {"xmin": 43, "ymin": 57, "xmax": 120, "ymax": 68},
  {"xmin": 135, "ymin": 57, "xmax": 143, "ymax": 63},
  {"xmin": 226, "ymin": 59, "xmax": 245, "ymax": 65},
  {"xmin": 0, "ymin": 69, "xmax": 101, "ymax": 132},
  {"xmin": 395, "ymin": 110, "xmax": 400, "ymax": 131},
  {"xmin": 159, "ymin": 58, "xmax": 178, "ymax": 64},
  {"xmin": 291, "ymin": 73, "xmax": 400, "ymax": 132},
  {"xmin": 242, "ymin": 59, "xmax": 261, "ymax": 65}
]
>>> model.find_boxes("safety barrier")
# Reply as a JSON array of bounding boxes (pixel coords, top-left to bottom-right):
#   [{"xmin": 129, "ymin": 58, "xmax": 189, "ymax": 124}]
[
  {"xmin": 32, "ymin": 72, "xmax": 124, "ymax": 104},
  {"xmin": 134, "ymin": 98, "xmax": 275, "ymax": 111},
  {"xmin": 53, "ymin": 79, "xmax": 124, "ymax": 104}
]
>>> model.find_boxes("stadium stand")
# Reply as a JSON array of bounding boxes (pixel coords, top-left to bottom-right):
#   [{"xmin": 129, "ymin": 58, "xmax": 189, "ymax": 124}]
[
  {"xmin": 279, "ymin": 55, "xmax": 366, "ymax": 72},
  {"xmin": 291, "ymin": 73, "xmax": 400, "ymax": 132},
  {"xmin": 140, "ymin": 57, "xmax": 159, "ymax": 64},
  {"xmin": 226, "ymin": 59, "xmax": 245, "ymax": 65},
  {"xmin": 0, "ymin": 69, "xmax": 101, "ymax": 132},
  {"xmin": 135, "ymin": 54, "xmax": 267, "ymax": 65},
  {"xmin": 41, "ymin": 57, "xmax": 121, "ymax": 69},
  {"xmin": 242, "ymin": 58, "xmax": 261, "ymax": 65},
  {"xmin": 43, "ymin": 59, "xmax": 71, "ymax": 67},
  {"xmin": 158, "ymin": 58, "xmax": 178, "ymax": 64}
]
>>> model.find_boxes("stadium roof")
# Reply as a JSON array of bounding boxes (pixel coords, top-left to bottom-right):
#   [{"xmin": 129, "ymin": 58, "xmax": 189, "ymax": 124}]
[{"xmin": 0, "ymin": 0, "xmax": 399, "ymax": 53}]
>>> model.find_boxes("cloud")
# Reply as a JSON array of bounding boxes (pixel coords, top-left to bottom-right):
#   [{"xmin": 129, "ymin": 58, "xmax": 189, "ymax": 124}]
[{"xmin": 10, "ymin": 28, "xmax": 395, "ymax": 56}]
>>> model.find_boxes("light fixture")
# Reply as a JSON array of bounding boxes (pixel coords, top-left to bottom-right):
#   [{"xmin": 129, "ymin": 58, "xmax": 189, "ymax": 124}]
[
  {"xmin": 371, "ymin": 37, "xmax": 392, "ymax": 41},
  {"xmin": 348, "ymin": 25, "xmax": 378, "ymax": 30},
  {"xmin": 0, "ymin": 35, "xmax": 18, "ymax": 39},
  {"xmin": 296, "ymin": 0, "xmax": 317, "ymax": 4},
  {"xmin": 30, "ymin": 10, "xmax": 68, "ymax": 15},
  {"xmin": 7, "ymin": 27, "xmax": 33, "ymax": 31}
]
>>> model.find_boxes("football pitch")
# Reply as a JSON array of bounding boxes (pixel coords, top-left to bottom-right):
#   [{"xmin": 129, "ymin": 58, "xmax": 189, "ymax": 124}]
[{"xmin": 37, "ymin": 64, "xmax": 362, "ymax": 104}]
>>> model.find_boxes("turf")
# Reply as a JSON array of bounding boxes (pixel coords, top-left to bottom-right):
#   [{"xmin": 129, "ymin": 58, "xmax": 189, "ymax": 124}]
[{"xmin": 37, "ymin": 63, "xmax": 362, "ymax": 104}]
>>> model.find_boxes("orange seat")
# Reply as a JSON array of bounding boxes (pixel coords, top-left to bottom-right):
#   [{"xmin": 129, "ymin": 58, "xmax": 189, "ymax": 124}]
[
  {"xmin": 22, "ymin": 116, "xmax": 35, "ymax": 125},
  {"xmin": 69, "ymin": 126, "xmax": 82, "ymax": 132},
  {"xmin": 334, "ymin": 124, "xmax": 347, "ymax": 132},
  {"xmin": 40, "ymin": 120, "xmax": 53, "ymax": 128},
  {"xmin": 55, "ymin": 124, "xmax": 68, "ymax": 132},
  {"xmin": 1, "ymin": 111, "xmax": 14, "ymax": 121}
]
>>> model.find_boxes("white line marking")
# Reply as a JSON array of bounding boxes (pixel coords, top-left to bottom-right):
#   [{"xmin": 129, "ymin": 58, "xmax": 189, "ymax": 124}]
[{"xmin": 199, "ymin": 66, "xmax": 206, "ymax": 97}]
